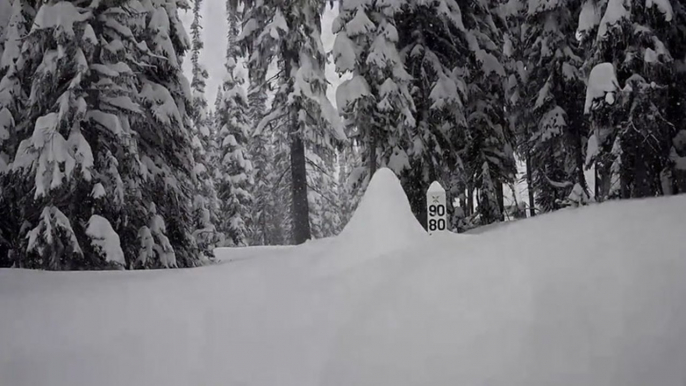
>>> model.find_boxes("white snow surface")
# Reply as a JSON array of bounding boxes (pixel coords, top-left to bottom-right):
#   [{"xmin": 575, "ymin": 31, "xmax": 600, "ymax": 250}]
[
  {"xmin": 335, "ymin": 168, "xmax": 428, "ymax": 260},
  {"xmin": 2, "ymin": 174, "xmax": 686, "ymax": 386},
  {"xmin": 646, "ymin": 0, "xmax": 673, "ymax": 21},
  {"xmin": 584, "ymin": 62, "xmax": 619, "ymax": 114}
]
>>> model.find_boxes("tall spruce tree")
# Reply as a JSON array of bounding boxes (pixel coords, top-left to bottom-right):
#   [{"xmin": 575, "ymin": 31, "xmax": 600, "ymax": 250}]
[
  {"xmin": 520, "ymin": 0, "xmax": 590, "ymax": 212},
  {"xmin": 2, "ymin": 0, "xmax": 201, "ymax": 269},
  {"xmin": 234, "ymin": 0, "xmax": 345, "ymax": 244},
  {"xmin": 215, "ymin": 4, "xmax": 253, "ymax": 247},
  {"xmin": 189, "ymin": 0, "xmax": 220, "ymax": 259},
  {"xmin": 581, "ymin": 0, "xmax": 680, "ymax": 199},
  {"xmin": 333, "ymin": 0, "xmax": 415, "ymax": 186}
]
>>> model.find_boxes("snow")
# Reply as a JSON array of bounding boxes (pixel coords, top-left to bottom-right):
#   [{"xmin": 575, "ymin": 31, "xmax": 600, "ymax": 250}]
[
  {"xmin": 646, "ymin": 0, "xmax": 673, "ymax": 21},
  {"xmin": 597, "ymin": 0, "xmax": 629, "ymax": 41},
  {"xmin": 31, "ymin": 2, "xmax": 91, "ymax": 38},
  {"xmin": 86, "ymin": 215, "xmax": 126, "ymax": 265},
  {"xmin": 584, "ymin": 62, "xmax": 620, "ymax": 114},
  {"xmin": 586, "ymin": 132, "xmax": 599, "ymax": 166},
  {"xmin": 336, "ymin": 167, "xmax": 427, "ymax": 259},
  {"xmin": 527, "ymin": 0, "xmax": 560, "ymax": 15},
  {"xmin": 2, "ymin": 180, "xmax": 686, "ymax": 385},
  {"xmin": 336, "ymin": 75, "xmax": 371, "ymax": 110},
  {"xmin": 577, "ymin": 0, "xmax": 601, "ymax": 35},
  {"xmin": 345, "ymin": 7, "xmax": 375, "ymax": 36}
]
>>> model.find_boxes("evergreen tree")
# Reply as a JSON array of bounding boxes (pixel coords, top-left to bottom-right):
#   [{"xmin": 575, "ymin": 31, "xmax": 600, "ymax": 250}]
[
  {"xmin": 519, "ymin": 0, "xmax": 590, "ymax": 212},
  {"xmin": 189, "ymin": 0, "xmax": 220, "ymax": 258},
  {"xmin": 0, "ymin": 0, "xmax": 35, "ymax": 267},
  {"xmin": 235, "ymin": 0, "xmax": 346, "ymax": 244},
  {"xmin": 581, "ymin": 0, "xmax": 680, "ymax": 199},
  {"xmin": 395, "ymin": 0, "xmax": 471, "ymax": 226},
  {"xmin": 215, "ymin": 4, "xmax": 253, "ymax": 247},
  {"xmin": 133, "ymin": 0, "xmax": 200, "ymax": 268},
  {"xmin": 333, "ymin": 0, "xmax": 415, "ymax": 183},
  {"xmin": 2, "ymin": 0, "xmax": 201, "ymax": 269},
  {"xmin": 463, "ymin": 1, "xmax": 517, "ymax": 225},
  {"xmin": 0, "ymin": 0, "xmax": 12, "ymax": 63},
  {"xmin": 307, "ymin": 147, "xmax": 341, "ymax": 238}
]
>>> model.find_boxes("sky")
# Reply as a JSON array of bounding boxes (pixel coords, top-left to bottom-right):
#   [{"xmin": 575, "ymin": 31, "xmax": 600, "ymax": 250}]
[{"xmin": 179, "ymin": 2, "xmax": 343, "ymax": 107}]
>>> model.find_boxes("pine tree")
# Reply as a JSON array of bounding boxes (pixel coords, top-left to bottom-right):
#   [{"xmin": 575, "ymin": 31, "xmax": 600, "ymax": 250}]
[
  {"xmin": 2, "ymin": 0, "xmax": 202, "ymax": 269},
  {"xmin": 581, "ymin": 0, "xmax": 680, "ymax": 199},
  {"xmin": 336, "ymin": 140, "xmax": 364, "ymax": 229},
  {"xmin": 133, "ymin": 0, "xmax": 201, "ymax": 268},
  {"xmin": 307, "ymin": 147, "xmax": 341, "ymax": 238},
  {"xmin": 189, "ymin": 0, "xmax": 220, "ymax": 258},
  {"xmin": 519, "ymin": 0, "xmax": 590, "ymax": 212},
  {"xmin": 333, "ymin": 0, "xmax": 415, "ymax": 184},
  {"xmin": 235, "ymin": 0, "xmax": 345, "ymax": 244},
  {"xmin": 0, "ymin": 0, "xmax": 12, "ymax": 63},
  {"xmin": 215, "ymin": 4, "xmax": 253, "ymax": 247},
  {"xmin": 246, "ymin": 81, "xmax": 291, "ymax": 245},
  {"xmin": 395, "ymin": 0, "xmax": 471, "ymax": 226},
  {"xmin": 0, "ymin": 0, "xmax": 35, "ymax": 267}
]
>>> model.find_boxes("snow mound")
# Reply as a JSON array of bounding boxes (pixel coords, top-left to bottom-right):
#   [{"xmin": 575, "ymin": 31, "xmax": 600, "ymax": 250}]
[
  {"xmin": 584, "ymin": 62, "xmax": 619, "ymax": 114},
  {"xmin": 338, "ymin": 168, "xmax": 427, "ymax": 256}
]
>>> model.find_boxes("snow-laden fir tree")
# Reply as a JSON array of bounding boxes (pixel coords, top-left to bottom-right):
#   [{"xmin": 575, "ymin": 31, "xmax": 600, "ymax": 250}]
[
  {"xmin": 580, "ymin": 0, "xmax": 681, "ymax": 199},
  {"xmin": 215, "ymin": 5, "xmax": 253, "ymax": 247},
  {"xmin": 307, "ymin": 147, "xmax": 342, "ymax": 238},
  {"xmin": 246, "ymin": 80, "xmax": 291, "ymax": 245},
  {"xmin": 394, "ymin": 0, "xmax": 472, "ymax": 226},
  {"xmin": 333, "ymin": 0, "xmax": 415, "ymax": 189},
  {"xmin": 0, "ymin": 0, "xmax": 12, "ymax": 62},
  {"xmin": 9, "ymin": 0, "xmax": 141, "ymax": 269},
  {"xmin": 234, "ymin": 0, "xmax": 345, "ymax": 244},
  {"xmin": 0, "ymin": 0, "xmax": 34, "ymax": 267},
  {"xmin": 131, "ymin": 0, "xmax": 201, "ymax": 268},
  {"xmin": 517, "ymin": 0, "xmax": 590, "ymax": 212},
  {"xmin": 4, "ymin": 0, "xmax": 202, "ymax": 269},
  {"xmin": 452, "ymin": 0, "xmax": 517, "ymax": 225},
  {"xmin": 337, "ymin": 139, "xmax": 364, "ymax": 230},
  {"xmin": 189, "ymin": 0, "xmax": 220, "ymax": 258}
]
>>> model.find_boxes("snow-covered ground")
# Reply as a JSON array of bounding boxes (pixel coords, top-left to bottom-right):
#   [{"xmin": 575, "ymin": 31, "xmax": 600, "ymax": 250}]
[{"xmin": 2, "ymin": 169, "xmax": 686, "ymax": 386}]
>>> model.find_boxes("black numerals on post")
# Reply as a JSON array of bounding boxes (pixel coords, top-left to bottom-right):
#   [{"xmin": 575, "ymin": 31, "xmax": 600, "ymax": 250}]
[
  {"xmin": 428, "ymin": 204, "xmax": 445, "ymax": 217},
  {"xmin": 428, "ymin": 204, "xmax": 446, "ymax": 231}
]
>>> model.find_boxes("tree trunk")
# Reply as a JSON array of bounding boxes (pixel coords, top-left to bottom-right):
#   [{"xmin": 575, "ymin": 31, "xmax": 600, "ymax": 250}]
[
  {"xmin": 290, "ymin": 135, "xmax": 311, "ymax": 245},
  {"xmin": 496, "ymin": 179, "xmax": 504, "ymax": 221},
  {"xmin": 526, "ymin": 153, "xmax": 536, "ymax": 217},
  {"xmin": 467, "ymin": 186, "xmax": 474, "ymax": 216},
  {"xmin": 368, "ymin": 131, "xmax": 377, "ymax": 178},
  {"xmin": 571, "ymin": 127, "xmax": 589, "ymax": 196}
]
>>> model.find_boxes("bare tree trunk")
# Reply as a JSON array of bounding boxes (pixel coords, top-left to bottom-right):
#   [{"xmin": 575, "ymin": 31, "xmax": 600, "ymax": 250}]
[
  {"xmin": 368, "ymin": 131, "xmax": 377, "ymax": 178},
  {"xmin": 467, "ymin": 186, "xmax": 474, "ymax": 216},
  {"xmin": 526, "ymin": 152, "xmax": 536, "ymax": 217},
  {"xmin": 290, "ymin": 134, "xmax": 311, "ymax": 245},
  {"xmin": 496, "ymin": 179, "xmax": 504, "ymax": 221}
]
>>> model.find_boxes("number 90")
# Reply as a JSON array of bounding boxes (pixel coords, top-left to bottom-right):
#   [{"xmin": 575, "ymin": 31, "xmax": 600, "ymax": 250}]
[{"xmin": 428, "ymin": 204, "xmax": 445, "ymax": 217}]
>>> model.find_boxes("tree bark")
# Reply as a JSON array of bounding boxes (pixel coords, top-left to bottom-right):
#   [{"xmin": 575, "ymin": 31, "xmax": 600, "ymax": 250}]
[
  {"xmin": 526, "ymin": 152, "xmax": 536, "ymax": 217},
  {"xmin": 496, "ymin": 178, "xmax": 505, "ymax": 221},
  {"xmin": 467, "ymin": 186, "xmax": 474, "ymax": 216},
  {"xmin": 290, "ymin": 134, "xmax": 311, "ymax": 245},
  {"xmin": 368, "ymin": 131, "xmax": 377, "ymax": 178}
]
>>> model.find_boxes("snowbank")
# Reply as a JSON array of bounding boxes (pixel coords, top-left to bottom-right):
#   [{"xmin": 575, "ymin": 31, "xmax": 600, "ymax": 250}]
[
  {"xmin": 2, "ymin": 195, "xmax": 686, "ymax": 386},
  {"xmin": 336, "ymin": 167, "xmax": 427, "ymax": 255},
  {"xmin": 584, "ymin": 62, "xmax": 619, "ymax": 113}
]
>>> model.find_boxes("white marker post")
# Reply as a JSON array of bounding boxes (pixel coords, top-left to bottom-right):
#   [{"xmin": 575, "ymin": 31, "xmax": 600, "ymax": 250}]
[{"xmin": 427, "ymin": 181, "xmax": 447, "ymax": 235}]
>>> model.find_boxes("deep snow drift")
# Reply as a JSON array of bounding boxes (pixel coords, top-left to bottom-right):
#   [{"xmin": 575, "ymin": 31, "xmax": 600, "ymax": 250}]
[{"xmin": 1, "ymin": 170, "xmax": 686, "ymax": 386}]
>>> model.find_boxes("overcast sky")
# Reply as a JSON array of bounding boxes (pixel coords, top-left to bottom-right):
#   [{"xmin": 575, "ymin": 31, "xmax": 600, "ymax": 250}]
[{"xmin": 180, "ymin": 2, "xmax": 342, "ymax": 108}]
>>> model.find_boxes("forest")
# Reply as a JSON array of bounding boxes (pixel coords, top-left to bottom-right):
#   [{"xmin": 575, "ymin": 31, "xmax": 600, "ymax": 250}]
[{"xmin": 0, "ymin": 0, "xmax": 684, "ymax": 270}]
